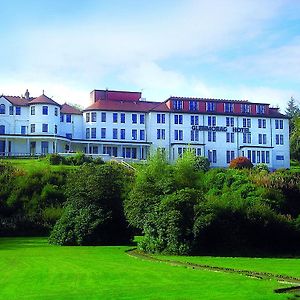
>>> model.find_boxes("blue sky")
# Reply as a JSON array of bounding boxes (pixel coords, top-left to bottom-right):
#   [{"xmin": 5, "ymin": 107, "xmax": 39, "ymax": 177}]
[{"xmin": 1, "ymin": 0, "xmax": 300, "ymax": 110}]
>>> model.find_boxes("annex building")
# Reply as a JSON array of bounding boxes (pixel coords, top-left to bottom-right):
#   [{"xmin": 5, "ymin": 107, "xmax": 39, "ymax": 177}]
[{"xmin": 0, "ymin": 89, "xmax": 290, "ymax": 169}]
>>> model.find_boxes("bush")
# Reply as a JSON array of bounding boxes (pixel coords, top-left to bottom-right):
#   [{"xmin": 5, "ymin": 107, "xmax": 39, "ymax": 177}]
[
  {"xmin": 229, "ymin": 157, "xmax": 253, "ymax": 169},
  {"xmin": 48, "ymin": 154, "xmax": 66, "ymax": 165},
  {"xmin": 194, "ymin": 156, "xmax": 210, "ymax": 172},
  {"xmin": 65, "ymin": 153, "xmax": 93, "ymax": 166},
  {"xmin": 49, "ymin": 163, "xmax": 133, "ymax": 245},
  {"xmin": 254, "ymin": 163, "xmax": 269, "ymax": 173}
]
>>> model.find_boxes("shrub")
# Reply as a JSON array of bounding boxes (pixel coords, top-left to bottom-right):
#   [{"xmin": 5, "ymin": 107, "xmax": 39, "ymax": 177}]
[
  {"xmin": 194, "ymin": 156, "xmax": 210, "ymax": 172},
  {"xmin": 229, "ymin": 157, "xmax": 253, "ymax": 169},
  {"xmin": 65, "ymin": 153, "xmax": 93, "ymax": 165},
  {"xmin": 254, "ymin": 163, "xmax": 269, "ymax": 173},
  {"xmin": 49, "ymin": 163, "xmax": 132, "ymax": 245},
  {"xmin": 48, "ymin": 154, "xmax": 66, "ymax": 165}
]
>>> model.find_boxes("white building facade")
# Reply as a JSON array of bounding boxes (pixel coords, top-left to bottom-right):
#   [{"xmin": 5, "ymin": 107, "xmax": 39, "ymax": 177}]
[{"xmin": 0, "ymin": 89, "xmax": 290, "ymax": 169}]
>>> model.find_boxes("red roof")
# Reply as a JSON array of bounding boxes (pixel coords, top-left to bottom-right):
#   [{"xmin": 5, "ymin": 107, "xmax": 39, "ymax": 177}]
[
  {"xmin": 3, "ymin": 96, "xmax": 31, "ymax": 106},
  {"xmin": 61, "ymin": 103, "xmax": 82, "ymax": 115},
  {"xmin": 84, "ymin": 99, "xmax": 166, "ymax": 112},
  {"xmin": 29, "ymin": 94, "xmax": 60, "ymax": 106},
  {"xmin": 91, "ymin": 89, "xmax": 142, "ymax": 102}
]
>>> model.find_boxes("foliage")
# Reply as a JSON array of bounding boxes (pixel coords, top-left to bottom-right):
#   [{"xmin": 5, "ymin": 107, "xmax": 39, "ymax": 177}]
[
  {"xmin": 194, "ymin": 156, "xmax": 210, "ymax": 172},
  {"xmin": 49, "ymin": 162, "xmax": 133, "ymax": 245},
  {"xmin": 254, "ymin": 163, "xmax": 269, "ymax": 173},
  {"xmin": 229, "ymin": 156, "xmax": 253, "ymax": 169}
]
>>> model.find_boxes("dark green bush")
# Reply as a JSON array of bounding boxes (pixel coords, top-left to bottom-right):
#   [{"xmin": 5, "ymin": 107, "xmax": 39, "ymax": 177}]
[{"xmin": 194, "ymin": 156, "xmax": 210, "ymax": 172}]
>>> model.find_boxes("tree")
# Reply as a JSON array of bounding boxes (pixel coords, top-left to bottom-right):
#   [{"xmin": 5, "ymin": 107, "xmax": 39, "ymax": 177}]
[
  {"xmin": 49, "ymin": 162, "xmax": 133, "ymax": 245},
  {"xmin": 285, "ymin": 97, "xmax": 300, "ymax": 119}
]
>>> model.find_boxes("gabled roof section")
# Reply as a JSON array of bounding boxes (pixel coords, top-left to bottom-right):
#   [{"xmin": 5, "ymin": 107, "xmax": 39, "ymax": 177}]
[
  {"xmin": 61, "ymin": 103, "xmax": 82, "ymax": 115},
  {"xmin": 84, "ymin": 99, "xmax": 164, "ymax": 112},
  {"xmin": 2, "ymin": 95, "xmax": 31, "ymax": 106},
  {"xmin": 269, "ymin": 107, "xmax": 289, "ymax": 119},
  {"xmin": 29, "ymin": 94, "xmax": 60, "ymax": 106}
]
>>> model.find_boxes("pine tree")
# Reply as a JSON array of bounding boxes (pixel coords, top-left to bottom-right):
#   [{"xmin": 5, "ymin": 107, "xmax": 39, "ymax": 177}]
[{"xmin": 285, "ymin": 97, "xmax": 300, "ymax": 118}]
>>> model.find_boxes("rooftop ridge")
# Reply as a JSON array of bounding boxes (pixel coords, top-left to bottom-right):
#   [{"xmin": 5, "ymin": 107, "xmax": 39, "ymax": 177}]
[{"xmin": 168, "ymin": 96, "xmax": 249, "ymax": 102}]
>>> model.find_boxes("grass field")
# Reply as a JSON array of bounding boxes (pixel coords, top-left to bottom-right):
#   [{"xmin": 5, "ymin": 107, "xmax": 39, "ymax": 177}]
[
  {"xmin": 0, "ymin": 158, "xmax": 75, "ymax": 173},
  {"xmin": 154, "ymin": 254, "xmax": 300, "ymax": 278},
  {"xmin": 0, "ymin": 238, "xmax": 297, "ymax": 300}
]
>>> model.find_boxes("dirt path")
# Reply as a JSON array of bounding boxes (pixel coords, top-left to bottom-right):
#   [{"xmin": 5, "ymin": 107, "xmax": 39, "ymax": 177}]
[{"xmin": 126, "ymin": 248, "xmax": 300, "ymax": 295}]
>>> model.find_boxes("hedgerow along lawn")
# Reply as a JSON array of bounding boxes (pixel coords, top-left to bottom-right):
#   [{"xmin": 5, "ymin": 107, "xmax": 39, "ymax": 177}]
[{"xmin": 0, "ymin": 238, "xmax": 296, "ymax": 300}]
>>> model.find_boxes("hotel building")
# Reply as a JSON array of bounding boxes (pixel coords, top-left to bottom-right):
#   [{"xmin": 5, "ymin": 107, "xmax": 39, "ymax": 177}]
[{"xmin": 0, "ymin": 89, "xmax": 290, "ymax": 169}]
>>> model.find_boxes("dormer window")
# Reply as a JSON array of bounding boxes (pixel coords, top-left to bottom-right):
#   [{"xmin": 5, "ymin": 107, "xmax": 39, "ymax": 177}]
[
  {"xmin": 256, "ymin": 105, "xmax": 265, "ymax": 114},
  {"xmin": 224, "ymin": 103, "xmax": 234, "ymax": 113},
  {"xmin": 189, "ymin": 100, "xmax": 198, "ymax": 111},
  {"xmin": 206, "ymin": 102, "xmax": 216, "ymax": 112},
  {"xmin": 241, "ymin": 104, "xmax": 251, "ymax": 114},
  {"xmin": 173, "ymin": 100, "xmax": 183, "ymax": 110}
]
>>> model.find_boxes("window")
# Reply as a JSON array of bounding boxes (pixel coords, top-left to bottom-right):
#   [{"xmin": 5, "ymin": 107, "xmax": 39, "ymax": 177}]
[
  {"xmin": 191, "ymin": 116, "xmax": 199, "ymax": 125},
  {"xmin": 256, "ymin": 105, "xmax": 265, "ymax": 114},
  {"xmin": 157, "ymin": 129, "xmax": 165, "ymax": 140},
  {"xmin": 113, "ymin": 113, "xmax": 118, "ymax": 123},
  {"xmin": 241, "ymin": 104, "xmax": 251, "ymax": 114},
  {"xmin": 174, "ymin": 130, "xmax": 183, "ymax": 140},
  {"xmin": 30, "ymin": 124, "xmax": 35, "ymax": 133},
  {"xmin": 132, "ymin": 114, "xmax": 137, "ymax": 124},
  {"xmin": 121, "ymin": 113, "xmax": 126, "ymax": 123},
  {"xmin": 206, "ymin": 102, "xmax": 216, "ymax": 112},
  {"xmin": 101, "ymin": 112, "xmax": 106, "ymax": 122},
  {"xmin": 55, "ymin": 107, "xmax": 58, "ymax": 116},
  {"xmin": 174, "ymin": 114, "xmax": 183, "ymax": 124},
  {"xmin": 266, "ymin": 151, "xmax": 270, "ymax": 164},
  {"xmin": 224, "ymin": 103, "xmax": 234, "ymax": 113},
  {"xmin": 66, "ymin": 114, "xmax": 71, "ymax": 123},
  {"xmin": 60, "ymin": 114, "xmax": 64, "ymax": 122},
  {"xmin": 173, "ymin": 100, "xmax": 183, "ymax": 110},
  {"xmin": 54, "ymin": 125, "xmax": 57, "ymax": 134},
  {"xmin": 208, "ymin": 116, "xmax": 216, "ymax": 126},
  {"xmin": 132, "ymin": 129, "xmax": 137, "ymax": 140},
  {"xmin": 280, "ymin": 120, "xmax": 283, "ymax": 129},
  {"xmin": 91, "ymin": 128, "xmax": 96, "ymax": 138},
  {"xmin": 91, "ymin": 112, "xmax": 97, "ymax": 122},
  {"xmin": 275, "ymin": 119, "xmax": 284, "ymax": 129},
  {"xmin": 66, "ymin": 133, "xmax": 72, "ymax": 139},
  {"xmin": 42, "ymin": 106, "xmax": 48, "ymax": 115},
  {"xmin": 276, "ymin": 134, "xmax": 284, "ymax": 145},
  {"xmin": 157, "ymin": 113, "xmax": 165, "ymax": 124},
  {"xmin": 242, "ymin": 118, "xmax": 251, "ymax": 128},
  {"xmin": 120, "ymin": 129, "xmax": 125, "ymax": 140},
  {"xmin": 86, "ymin": 113, "xmax": 90, "ymax": 122},
  {"xmin": 226, "ymin": 132, "xmax": 234, "ymax": 143},
  {"xmin": 0, "ymin": 104, "xmax": 5, "ymax": 114},
  {"xmin": 140, "ymin": 130, "xmax": 145, "ymax": 140},
  {"xmin": 113, "ymin": 128, "xmax": 118, "ymax": 139},
  {"xmin": 258, "ymin": 134, "xmax": 266, "ymax": 144},
  {"xmin": 243, "ymin": 133, "xmax": 251, "ymax": 143},
  {"xmin": 276, "ymin": 155, "xmax": 284, "ymax": 161},
  {"xmin": 226, "ymin": 117, "xmax": 234, "ymax": 127},
  {"xmin": 42, "ymin": 124, "xmax": 48, "ymax": 133},
  {"xmin": 226, "ymin": 150, "xmax": 235, "ymax": 163},
  {"xmin": 0, "ymin": 125, "xmax": 5, "ymax": 134},
  {"xmin": 31, "ymin": 106, "xmax": 35, "ymax": 115},
  {"xmin": 140, "ymin": 114, "xmax": 145, "ymax": 124},
  {"xmin": 15, "ymin": 106, "xmax": 21, "ymax": 115},
  {"xmin": 258, "ymin": 119, "xmax": 266, "ymax": 128},
  {"xmin": 9, "ymin": 106, "xmax": 13, "ymax": 115},
  {"xmin": 41, "ymin": 141, "xmax": 49, "ymax": 155},
  {"xmin": 208, "ymin": 150, "xmax": 217, "ymax": 163},
  {"xmin": 191, "ymin": 130, "xmax": 199, "ymax": 141},
  {"xmin": 21, "ymin": 126, "xmax": 26, "ymax": 135},
  {"xmin": 208, "ymin": 131, "xmax": 216, "ymax": 142},
  {"xmin": 86, "ymin": 128, "xmax": 90, "ymax": 139},
  {"xmin": 101, "ymin": 128, "xmax": 106, "ymax": 139},
  {"xmin": 189, "ymin": 100, "xmax": 198, "ymax": 111}
]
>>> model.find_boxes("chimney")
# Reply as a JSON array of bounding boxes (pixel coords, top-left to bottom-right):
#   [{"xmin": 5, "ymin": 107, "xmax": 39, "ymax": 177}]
[{"xmin": 25, "ymin": 89, "xmax": 30, "ymax": 100}]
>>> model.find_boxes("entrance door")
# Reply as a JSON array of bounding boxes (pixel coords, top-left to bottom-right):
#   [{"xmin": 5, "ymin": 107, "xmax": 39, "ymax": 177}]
[{"xmin": 30, "ymin": 142, "xmax": 36, "ymax": 155}]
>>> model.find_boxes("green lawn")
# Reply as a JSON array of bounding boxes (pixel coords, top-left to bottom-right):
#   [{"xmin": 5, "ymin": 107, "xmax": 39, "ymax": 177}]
[
  {"xmin": 0, "ymin": 158, "xmax": 75, "ymax": 173},
  {"xmin": 154, "ymin": 254, "xmax": 300, "ymax": 278},
  {"xmin": 0, "ymin": 238, "xmax": 296, "ymax": 300}
]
